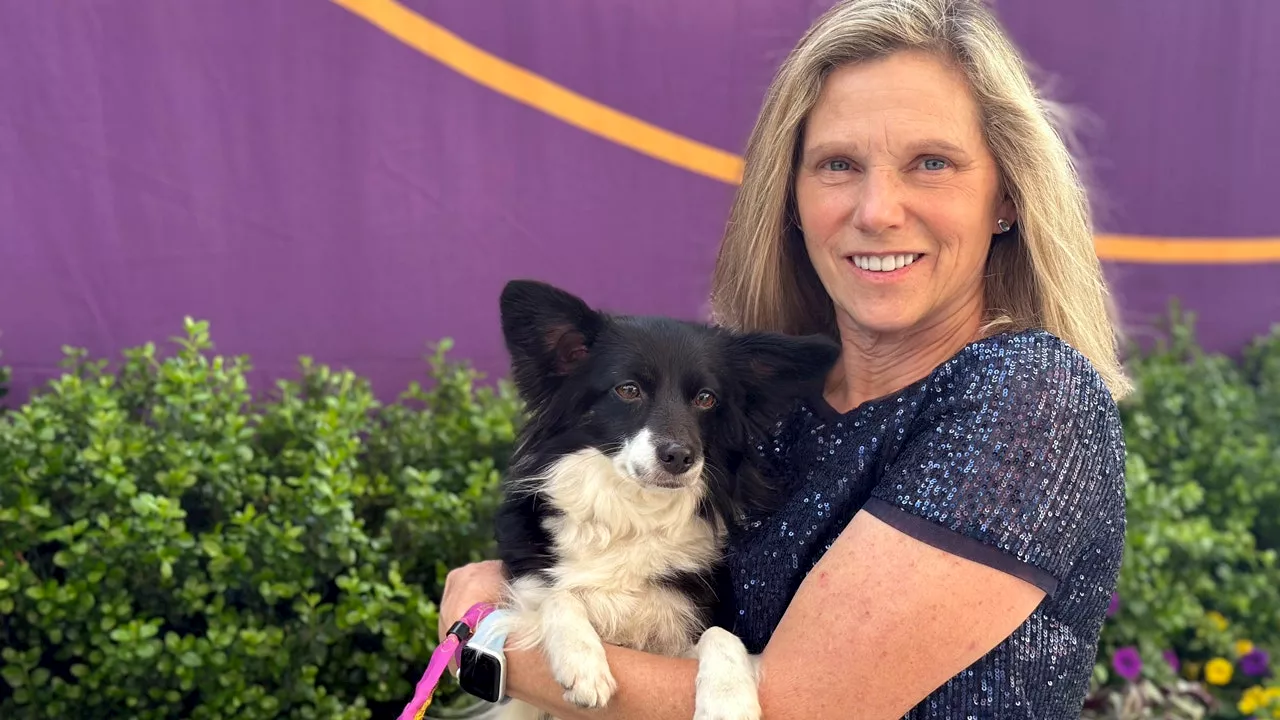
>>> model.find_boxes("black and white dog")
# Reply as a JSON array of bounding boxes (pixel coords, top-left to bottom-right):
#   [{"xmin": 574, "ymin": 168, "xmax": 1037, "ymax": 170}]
[{"xmin": 486, "ymin": 279, "xmax": 839, "ymax": 720}]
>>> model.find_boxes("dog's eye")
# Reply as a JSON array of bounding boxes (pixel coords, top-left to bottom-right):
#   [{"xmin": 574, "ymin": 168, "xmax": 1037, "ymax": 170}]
[
  {"xmin": 693, "ymin": 390, "xmax": 717, "ymax": 410},
  {"xmin": 614, "ymin": 382, "xmax": 642, "ymax": 401}
]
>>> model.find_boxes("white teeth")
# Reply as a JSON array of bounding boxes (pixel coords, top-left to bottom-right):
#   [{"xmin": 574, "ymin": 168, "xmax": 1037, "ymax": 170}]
[{"xmin": 852, "ymin": 253, "xmax": 919, "ymax": 272}]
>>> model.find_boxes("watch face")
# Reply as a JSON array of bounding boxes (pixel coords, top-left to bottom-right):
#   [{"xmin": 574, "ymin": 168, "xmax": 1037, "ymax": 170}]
[{"xmin": 458, "ymin": 646, "xmax": 504, "ymax": 703}]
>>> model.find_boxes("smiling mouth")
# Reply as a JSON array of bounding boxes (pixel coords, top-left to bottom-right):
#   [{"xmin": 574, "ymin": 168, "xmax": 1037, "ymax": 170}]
[{"xmin": 848, "ymin": 253, "xmax": 922, "ymax": 272}]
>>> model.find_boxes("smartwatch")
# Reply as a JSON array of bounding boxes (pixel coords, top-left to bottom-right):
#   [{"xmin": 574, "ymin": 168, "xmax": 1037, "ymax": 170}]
[{"xmin": 457, "ymin": 609, "xmax": 512, "ymax": 704}]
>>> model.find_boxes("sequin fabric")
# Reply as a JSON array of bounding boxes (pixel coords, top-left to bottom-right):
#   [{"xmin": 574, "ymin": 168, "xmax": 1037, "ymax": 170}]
[{"xmin": 716, "ymin": 329, "xmax": 1127, "ymax": 719}]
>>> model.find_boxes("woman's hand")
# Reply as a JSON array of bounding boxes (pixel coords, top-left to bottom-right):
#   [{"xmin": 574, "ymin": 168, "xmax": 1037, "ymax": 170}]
[{"xmin": 437, "ymin": 559, "xmax": 506, "ymax": 648}]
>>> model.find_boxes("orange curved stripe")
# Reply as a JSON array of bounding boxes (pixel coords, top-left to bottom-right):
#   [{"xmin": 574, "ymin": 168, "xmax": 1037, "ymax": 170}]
[
  {"xmin": 1094, "ymin": 235, "xmax": 1280, "ymax": 264},
  {"xmin": 333, "ymin": 0, "xmax": 1280, "ymax": 265},
  {"xmin": 331, "ymin": 0, "xmax": 743, "ymax": 184}
]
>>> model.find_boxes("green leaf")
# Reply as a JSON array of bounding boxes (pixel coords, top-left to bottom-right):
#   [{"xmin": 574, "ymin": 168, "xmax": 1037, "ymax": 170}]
[{"xmin": 1, "ymin": 665, "xmax": 26, "ymax": 689}]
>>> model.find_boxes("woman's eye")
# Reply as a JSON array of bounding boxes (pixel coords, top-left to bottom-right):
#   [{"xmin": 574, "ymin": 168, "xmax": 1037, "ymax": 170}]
[
  {"xmin": 824, "ymin": 159, "xmax": 852, "ymax": 172},
  {"xmin": 921, "ymin": 157, "xmax": 949, "ymax": 171}
]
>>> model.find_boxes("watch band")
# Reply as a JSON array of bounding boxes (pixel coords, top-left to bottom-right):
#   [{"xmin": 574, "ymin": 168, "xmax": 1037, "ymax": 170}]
[
  {"xmin": 470, "ymin": 608, "xmax": 512, "ymax": 656},
  {"xmin": 458, "ymin": 608, "xmax": 513, "ymax": 704}
]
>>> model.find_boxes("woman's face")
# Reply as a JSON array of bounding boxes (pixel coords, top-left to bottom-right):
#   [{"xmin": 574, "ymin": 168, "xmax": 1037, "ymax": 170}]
[{"xmin": 794, "ymin": 50, "xmax": 1015, "ymax": 341}]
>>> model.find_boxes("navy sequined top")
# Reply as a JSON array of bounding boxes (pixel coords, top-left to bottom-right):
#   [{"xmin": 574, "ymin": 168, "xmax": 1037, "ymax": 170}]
[{"xmin": 717, "ymin": 329, "xmax": 1127, "ymax": 719}]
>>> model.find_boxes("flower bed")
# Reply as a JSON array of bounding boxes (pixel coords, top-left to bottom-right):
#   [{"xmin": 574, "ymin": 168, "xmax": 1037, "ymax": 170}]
[{"xmin": 1086, "ymin": 306, "xmax": 1280, "ymax": 719}]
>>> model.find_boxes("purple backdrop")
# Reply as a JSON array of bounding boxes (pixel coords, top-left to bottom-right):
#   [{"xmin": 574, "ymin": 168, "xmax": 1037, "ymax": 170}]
[{"xmin": 1, "ymin": 0, "xmax": 1277, "ymax": 404}]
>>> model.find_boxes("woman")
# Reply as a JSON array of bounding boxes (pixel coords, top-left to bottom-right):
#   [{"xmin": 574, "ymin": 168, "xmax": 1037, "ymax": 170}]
[{"xmin": 440, "ymin": 0, "xmax": 1132, "ymax": 717}]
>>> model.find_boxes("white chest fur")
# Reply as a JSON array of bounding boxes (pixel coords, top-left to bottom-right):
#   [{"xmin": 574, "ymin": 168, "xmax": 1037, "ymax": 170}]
[
  {"xmin": 506, "ymin": 448, "xmax": 723, "ymax": 656},
  {"xmin": 493, "ymin": 448, "xmax": 761, "ymax": 720}
]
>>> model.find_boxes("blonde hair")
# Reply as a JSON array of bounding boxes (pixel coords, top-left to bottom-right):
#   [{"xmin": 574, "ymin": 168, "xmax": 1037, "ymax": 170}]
[{"xmin": 709, "ymin": 0, "xmax": 1132, "ymax": 400}]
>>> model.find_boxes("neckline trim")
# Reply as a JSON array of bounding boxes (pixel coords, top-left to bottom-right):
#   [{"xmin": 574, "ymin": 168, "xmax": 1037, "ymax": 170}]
[{"xmin": 805, "ymin": 328, "xmax": 1044, "ymax": 422}]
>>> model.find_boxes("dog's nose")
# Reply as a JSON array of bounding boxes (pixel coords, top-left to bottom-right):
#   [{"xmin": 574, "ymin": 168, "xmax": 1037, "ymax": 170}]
[{"xmin": 657, "ymin": 442, "xmax": 696, "ymax": 475}]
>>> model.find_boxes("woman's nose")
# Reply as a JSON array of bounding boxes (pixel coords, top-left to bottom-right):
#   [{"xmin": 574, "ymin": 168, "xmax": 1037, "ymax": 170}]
[{"xmin": 851, "ymin": 168, "xmax": 906, "ymax": 235}]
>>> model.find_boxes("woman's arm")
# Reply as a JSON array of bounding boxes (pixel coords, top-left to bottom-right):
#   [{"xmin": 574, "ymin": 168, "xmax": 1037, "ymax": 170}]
[
  {"xmin": 444, "ymin": 510, "xmax": 1046, "ymax": 720},
  {"xmin": 751, "ymin": 511, "xmax": 1045, "ymax": 719},
  {"xmin": 504, "ymin": 643, "xmax": 700, "ymax": 720},
  {"xmin": 436, "ymin": 561, "xmax": 701, "ymax": 719}
]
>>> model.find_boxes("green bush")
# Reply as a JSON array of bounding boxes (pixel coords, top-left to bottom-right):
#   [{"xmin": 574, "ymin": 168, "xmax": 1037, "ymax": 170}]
[
  {"xmin": 1089, "ymin": 305, "xmax": 1280, "ymax": 718},
  {"xmin": 1243, "ymin": 326, "xmax": 1280, "ymax": 553},
  {"xmin": 5, "ymin": 305, "xmax": 1278, "ymax": 720},
  {"xmin": 0, "ymin": 319, "xmax": 520, "ymax": 719}
]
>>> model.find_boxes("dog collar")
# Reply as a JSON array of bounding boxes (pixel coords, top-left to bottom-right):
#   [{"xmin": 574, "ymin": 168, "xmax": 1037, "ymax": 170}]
[{"xmin": 397, "ymin": 601, "xmax": 497, "ymax": 720}]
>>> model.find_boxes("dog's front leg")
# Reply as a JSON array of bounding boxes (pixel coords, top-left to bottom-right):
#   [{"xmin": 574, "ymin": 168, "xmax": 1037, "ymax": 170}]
[
  {"xmin": 539, "ymin": 591, "xmax": 618, "ymax": 709},
  {"xmin": 692, "ymin": 626, "xmax": 762, "ymax": 720}
]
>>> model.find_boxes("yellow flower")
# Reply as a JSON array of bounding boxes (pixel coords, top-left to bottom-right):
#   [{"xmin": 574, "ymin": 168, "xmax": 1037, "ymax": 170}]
[
  {"xmin": 1237, "ymin": 639, "xmax": 1255, "ymax": 656},
  {"xmin": 1241, "ymin": 686, "xmax": 1266, "ymax": 715},
  {"xmin": 1206, "ymin": 611, "xmax": 1229, "ymax": 632},
  {"xmin": 1204, "ymin": 657, "xmax": 1234, "ymax": 686}
]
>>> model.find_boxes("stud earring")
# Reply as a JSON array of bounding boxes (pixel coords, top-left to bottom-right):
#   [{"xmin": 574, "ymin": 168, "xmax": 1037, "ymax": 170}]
[{"xmin": 996, "ymin": 218, "xmax": 1012, "ymax": 233}]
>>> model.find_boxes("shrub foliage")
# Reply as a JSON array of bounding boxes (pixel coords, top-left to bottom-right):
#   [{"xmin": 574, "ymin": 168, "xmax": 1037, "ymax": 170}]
[
  {"xmin": 0, "ymin": 320, "xmax": 519, "ymax": 719},
  {"xmin": 1088, "ymin": 306, "xmax": 1280, "ymax": 719}
]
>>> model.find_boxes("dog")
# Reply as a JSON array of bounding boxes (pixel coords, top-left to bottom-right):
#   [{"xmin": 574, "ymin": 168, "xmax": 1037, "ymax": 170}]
[{"xmin": 483, "ymin": 279, "xmax": 839, "ymax": 720}]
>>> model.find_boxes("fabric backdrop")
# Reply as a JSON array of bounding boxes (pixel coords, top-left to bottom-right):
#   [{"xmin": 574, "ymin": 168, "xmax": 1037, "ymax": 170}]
[{"xmin": 1, "ymin": 0, "xmax": 1277, "ymax": 402}]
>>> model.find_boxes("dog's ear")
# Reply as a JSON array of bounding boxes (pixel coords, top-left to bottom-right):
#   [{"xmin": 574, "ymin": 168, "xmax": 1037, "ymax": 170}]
[
  {"xmin": 715, "ymin": 331, "xmax": 841, "ymax": 518},
  {"xmin": 724, "ymin": 332, "xmax": 841, "ymax": 396},
  {"xmin": 499, "ymin": 280, "xmax": 604, "ymax": 397}
]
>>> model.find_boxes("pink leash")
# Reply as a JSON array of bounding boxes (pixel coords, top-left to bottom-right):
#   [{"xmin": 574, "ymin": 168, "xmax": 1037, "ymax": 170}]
[{"xmin": 398, "ymin": 602, "xmax": 497, "ymax": 720}]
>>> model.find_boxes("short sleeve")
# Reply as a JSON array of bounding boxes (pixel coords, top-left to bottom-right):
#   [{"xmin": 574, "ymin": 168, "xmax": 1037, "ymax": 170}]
[{"xmin": 864, "ymin": 332, "xmax": 1127, "ymax": 598}]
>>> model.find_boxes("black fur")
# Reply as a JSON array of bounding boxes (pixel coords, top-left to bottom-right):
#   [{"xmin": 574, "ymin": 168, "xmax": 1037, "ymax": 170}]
[
  {"xmin": 655, "ymin": 566, "xmax": 722, "ymax": 632},
  {"xmin": 493, "ymin": 279, "xmax": 840, "ymax": 591}
]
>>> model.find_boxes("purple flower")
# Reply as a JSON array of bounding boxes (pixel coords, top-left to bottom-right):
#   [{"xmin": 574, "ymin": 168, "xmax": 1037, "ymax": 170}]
[
  {"xmin": 1240, "ymin": 649, "xmax": 1271, "ymax": 677},
  {"xmin": 1107, "ymin": 592, "xmax": 1120, "ymax": 617},
  {"xmin": 1162, "ymin": 650, "xmax": 1180, "ymax": 673},
  {"xmin": 1112, "ymin": 646, "xmax": 1143, "ymax": 681}
]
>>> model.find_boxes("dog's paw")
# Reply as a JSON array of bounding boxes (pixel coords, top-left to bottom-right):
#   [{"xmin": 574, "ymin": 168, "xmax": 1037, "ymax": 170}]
[
  {"xmin": 693, "ymin": 627, "xmax": 762, "ymax": 720},
  {"xmin": 549, "ymin": 640, "xmax": 617, "ymax": 709}
]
